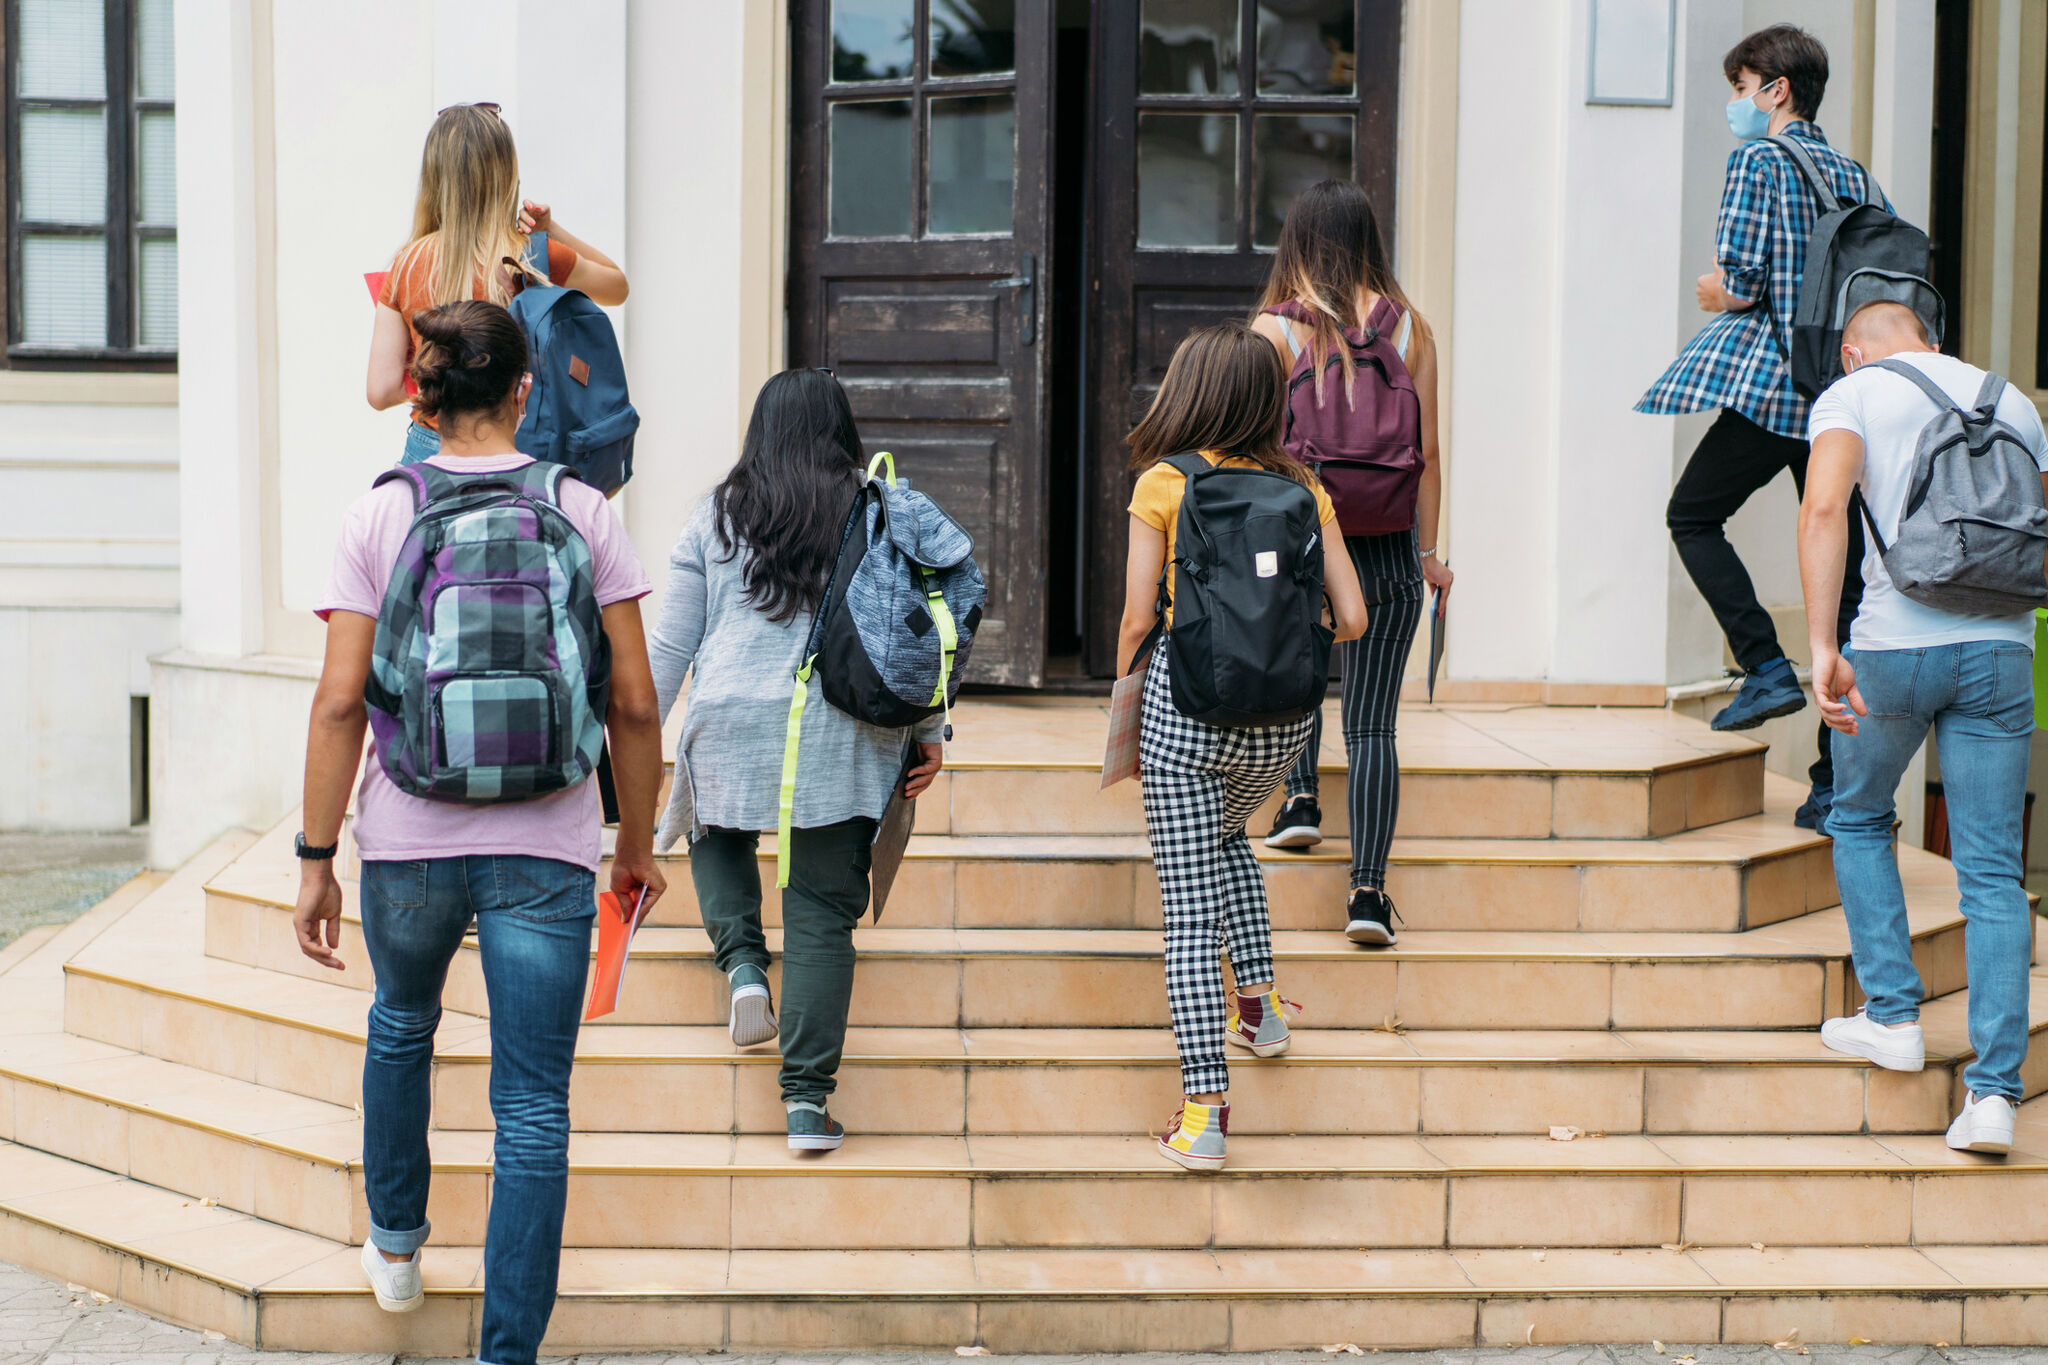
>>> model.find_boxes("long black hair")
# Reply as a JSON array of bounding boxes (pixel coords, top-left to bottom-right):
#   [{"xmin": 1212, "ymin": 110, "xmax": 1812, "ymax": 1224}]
[{"xmin": 712, "ymin": 368, "xmax": 865, "ymax": 624}]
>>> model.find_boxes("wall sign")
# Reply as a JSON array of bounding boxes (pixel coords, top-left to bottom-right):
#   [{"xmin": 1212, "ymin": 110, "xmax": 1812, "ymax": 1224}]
[{"xmin": 1588, "ymin": 0, "xmax": 1676, "ymax": 107}]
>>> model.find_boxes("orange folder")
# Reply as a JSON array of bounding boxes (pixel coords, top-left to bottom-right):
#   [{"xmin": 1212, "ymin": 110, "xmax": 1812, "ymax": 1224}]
[
  {"xmin": 583, "ymin": 885, "xmax": 650, "ymax": 1021},
  {"xmin": 364, "ymin": 270, "xmax": 389, "ymax": 304}
]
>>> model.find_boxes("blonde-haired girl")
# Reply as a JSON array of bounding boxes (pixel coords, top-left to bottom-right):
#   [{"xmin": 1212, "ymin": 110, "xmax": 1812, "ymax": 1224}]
[{"xmin": 367, "ymin": 103, "xmax": 629, "ymax": 465}]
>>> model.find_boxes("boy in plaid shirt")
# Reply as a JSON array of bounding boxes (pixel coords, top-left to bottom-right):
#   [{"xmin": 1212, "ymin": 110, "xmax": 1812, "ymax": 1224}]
[{"xmin": 1638, "ymin": 24, "xmax": 1876, "ymax": 830}]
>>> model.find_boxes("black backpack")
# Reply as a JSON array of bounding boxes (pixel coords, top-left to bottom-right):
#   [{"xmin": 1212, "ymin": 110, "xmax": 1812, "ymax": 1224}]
[
  {"xmin": 1771, "ymin": 135, "xmax": 1944, "ymax": 399},
  {"xmin": 1140, "ymin": 453, "xmax": 1332, "ymax": 727}
]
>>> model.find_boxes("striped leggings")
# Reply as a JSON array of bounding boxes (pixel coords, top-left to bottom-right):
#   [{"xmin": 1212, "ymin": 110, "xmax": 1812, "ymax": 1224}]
[{"xmin": 1286, "ymin": 531, "xmax": 1426, "ymax": 892}]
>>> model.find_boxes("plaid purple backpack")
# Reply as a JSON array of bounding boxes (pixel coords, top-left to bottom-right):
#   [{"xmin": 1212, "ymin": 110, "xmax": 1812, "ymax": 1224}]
[{"xmin": 364, "ymin": 460, "xmax": 610, "ymax": 803}]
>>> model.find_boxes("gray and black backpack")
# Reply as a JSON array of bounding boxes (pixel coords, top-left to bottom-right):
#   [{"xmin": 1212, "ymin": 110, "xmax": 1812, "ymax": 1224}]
[{"xmin": 1856, "ymin": 359, "xmax": 2048, "ymax": 616}]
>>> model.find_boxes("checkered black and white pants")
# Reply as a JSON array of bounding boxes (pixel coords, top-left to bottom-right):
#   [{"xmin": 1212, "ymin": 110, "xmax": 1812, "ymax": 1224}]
[{"xmin": 1139, "ymin": 648, "xmax": 1316, "ymax": 1096}]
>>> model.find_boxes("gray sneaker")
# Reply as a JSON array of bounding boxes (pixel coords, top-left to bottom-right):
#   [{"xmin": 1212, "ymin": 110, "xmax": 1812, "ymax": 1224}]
[
  {"xmin": 1225, "ymin": 988, "xmax": 1295, "ymax": 1058},
  {"xmin": 728, "ymin": 963, "xmax": 778, "ymax": 1048},
  {"xmin": 787, "ymin": 1100, "xmax": 845, "ymax": 1152}
]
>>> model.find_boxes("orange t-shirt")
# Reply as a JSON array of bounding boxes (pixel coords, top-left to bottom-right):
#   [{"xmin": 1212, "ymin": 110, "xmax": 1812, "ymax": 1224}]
[
  {"xmin": 1128, "ymin": 451, "xmax": 1337, "ymax": 627},
  {"xmin": 378, "ymin": 235, "xmax": 578, "ymax": 418}
]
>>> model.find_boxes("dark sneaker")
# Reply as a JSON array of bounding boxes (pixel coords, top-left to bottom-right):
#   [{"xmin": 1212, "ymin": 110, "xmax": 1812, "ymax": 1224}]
[
  {"xmin": 1710, "ymin": 659, "xmax": 1806, "ymax": 732},
  {"xmin": 1264, "ymin": 795, "xmax": 1324, "ymax": 849},
  {"xmin": 1794, "ymin": 784, "xmax": 1833, "ymax": 832},
  {"xmin": 728, "ymin": 963, "xmax": 778, "ymax": 1048},
  {"xmin": 1345, "ymin": 887, "xmax": 1401, "ymax": 947},
  {"xmin": 786, "ymin": 1101, "xmax": 844, "ymax": 1152}
]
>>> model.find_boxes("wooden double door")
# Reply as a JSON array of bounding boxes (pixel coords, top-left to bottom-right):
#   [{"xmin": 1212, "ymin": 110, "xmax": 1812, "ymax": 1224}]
[{"xmin": 788, "ymin": 0, "xmax": 1401, "ymax": 684}]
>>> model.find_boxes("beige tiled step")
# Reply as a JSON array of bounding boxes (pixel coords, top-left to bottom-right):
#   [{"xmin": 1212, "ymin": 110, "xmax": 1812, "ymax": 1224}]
[
  {"xmin": 200, "ymin": 861, "xmax": 2005, "ymax": 1032},
  {"xmin": 662, "ymin": 699, "xmax": 1769, "ymax": 841},
  {"xmin": 54, "ymin": 934, "xmax": 2048, "ymax": 1135},
  {"xmin": 6, "ymin": 1139, "xmax": 2048, "ymax": 1353},
  {"xmin": 244, "ymin": 804, "xmax": 1843, "ymax": 940},
  {"xmin": 5, "ymin": 1037, "xmax": 2047, "ymax": 1253}
]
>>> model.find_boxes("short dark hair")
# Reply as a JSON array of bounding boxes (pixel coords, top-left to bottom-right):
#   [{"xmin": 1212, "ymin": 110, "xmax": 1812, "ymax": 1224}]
[
  {"xmin": 409, "ymin": 300, "xmax": 528, "ymax": 424},
  {"xmin": 1723, "ymin": 24, "xmax": 1828, "ymax": 121}
]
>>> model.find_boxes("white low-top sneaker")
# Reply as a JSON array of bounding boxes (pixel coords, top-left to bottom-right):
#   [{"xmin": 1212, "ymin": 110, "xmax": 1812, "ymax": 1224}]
[
  {"xmin": 1946, "ymin": 1092, "xmax": 2016, "ymax": 1156},
  {"xmin": 1818, "ymin": 1010, "xmax": 1924, "ymax": 1072},
  {"xmin": 360, "ymin": 1241, "xmax": 423, "ymax": 1313}
]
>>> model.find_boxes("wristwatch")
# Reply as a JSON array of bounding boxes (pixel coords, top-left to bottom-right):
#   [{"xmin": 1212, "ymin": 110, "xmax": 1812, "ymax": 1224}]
[{"xmin": 295, "ymin": 832, "xmax": 338, "ymax": 861}]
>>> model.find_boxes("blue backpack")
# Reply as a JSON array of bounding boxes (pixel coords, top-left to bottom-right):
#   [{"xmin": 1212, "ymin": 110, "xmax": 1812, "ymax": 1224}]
[{"xmin": 509, "ymin": 232, "xmax": 639, "ymax": 494}]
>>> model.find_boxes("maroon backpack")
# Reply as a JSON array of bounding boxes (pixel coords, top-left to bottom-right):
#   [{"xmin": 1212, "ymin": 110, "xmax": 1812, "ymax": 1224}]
[{"xmin": 1264, "ymin": 297, "xmax": 1423, "ymax": 537}]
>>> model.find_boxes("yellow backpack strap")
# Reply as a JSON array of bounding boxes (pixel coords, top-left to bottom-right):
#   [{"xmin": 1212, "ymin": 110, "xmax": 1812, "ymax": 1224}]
[
  {"xmin": 775, "ymin": 654, "xmax": 816, "ymax": 888},
  {"xmin": 920, "ymin": 567, "xmax": 960, "ymax": 740},
  {"xmin": 867, "ymin": 450, "xmax": 897, "ymax": 486}
]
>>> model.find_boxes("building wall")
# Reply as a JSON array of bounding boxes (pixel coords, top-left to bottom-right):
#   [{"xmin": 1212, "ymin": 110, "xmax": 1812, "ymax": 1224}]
[{"xmin": 0, "ymin": 387, "xmax": 179, "ymax": 829}]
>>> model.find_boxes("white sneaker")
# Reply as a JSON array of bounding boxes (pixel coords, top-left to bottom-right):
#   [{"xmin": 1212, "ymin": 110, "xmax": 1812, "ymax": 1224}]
[
  {"xmin": 1818, "ymin": 1010, "xmax": 1925, "ymax": 1072},
  {"xmin": 360, "ymin": 1241, "xmax": 423, "ymax": 1313},
  {"xmin": 1946, "ymin": 1092, "xmax": 2017, "ymax": 1156}
]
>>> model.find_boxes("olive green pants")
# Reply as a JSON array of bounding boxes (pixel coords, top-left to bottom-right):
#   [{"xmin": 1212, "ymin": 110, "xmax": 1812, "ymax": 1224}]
[{"xmin": 689, "ymin": 820, "xmax": 875, "ymax": 1106}]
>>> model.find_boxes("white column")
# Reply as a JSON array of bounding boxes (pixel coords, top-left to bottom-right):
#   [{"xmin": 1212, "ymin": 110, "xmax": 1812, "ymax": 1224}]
[
  {"xmin": 1870, "ymin": 0, "xmax": 1936, "ymax": 226},
  {"xmin": 173, "ymin": 0, "xmax": 264, "ymax": 657}
]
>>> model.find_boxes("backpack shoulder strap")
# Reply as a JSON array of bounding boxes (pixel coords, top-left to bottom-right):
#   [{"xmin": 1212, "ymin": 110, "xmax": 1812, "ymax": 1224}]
[
  {"xmin": 1261, "ymin": 304, "xmax": 1306, "ymax": 360},
  {"xmin": 1768, "ymin": 133, "xmax": 1842, "ymax": 208},
  {"xmin": 1164, "ymin": 452, "xmax": 1211, "ymax": 481},
  {"xmin": 1972, "ymin": 370, "xmax": 2008, "ymax": 415},
  {"xmin": 1874, "ymin": 358, "xmax": 1963, "ymax": 413},
  {"xmin": 373, "ymin": 461, "xmax": 461, "ymax": 510},
  {"xmin": 1394, "ymin": 309, "xmax": 1414, "ymax": 362}
]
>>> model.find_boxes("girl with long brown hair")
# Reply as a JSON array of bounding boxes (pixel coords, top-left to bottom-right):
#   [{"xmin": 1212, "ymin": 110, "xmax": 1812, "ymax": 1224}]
[
  {"xmin": 1119, "ymin": 322, "xmax": 1367, "ymax": 1170},
  {"xmin": 367, "ymin": 103, "xmax": 629, "ymax": 464},
  {"xmin": 1250, "ymin": 178, "xmax": 1452, "ymax": 948}
]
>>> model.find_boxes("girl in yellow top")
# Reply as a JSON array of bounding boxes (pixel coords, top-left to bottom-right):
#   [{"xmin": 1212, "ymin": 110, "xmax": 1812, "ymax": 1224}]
[{"xmin": 1118, "ymin": 322, "xmax": 1368, "ymax": 1170}]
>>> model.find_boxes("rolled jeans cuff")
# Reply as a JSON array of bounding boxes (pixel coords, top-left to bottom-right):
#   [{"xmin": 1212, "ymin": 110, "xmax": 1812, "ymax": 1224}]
[{"xmin": 370, "ymin": 1216, "xmax": 431, "ymax": 1256}]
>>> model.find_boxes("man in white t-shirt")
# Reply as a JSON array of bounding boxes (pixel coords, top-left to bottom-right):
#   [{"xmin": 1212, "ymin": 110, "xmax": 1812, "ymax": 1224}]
[{"xmin": 1797, "ymin": 300, "xmax": 2047, "ymax": 1157}]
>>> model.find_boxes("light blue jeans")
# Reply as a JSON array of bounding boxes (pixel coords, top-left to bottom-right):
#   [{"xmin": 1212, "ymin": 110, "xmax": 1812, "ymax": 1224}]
[
  {"xmin": 1827, "ymin": 641, "xmax": 2035, "ymax": 1101},
  {"xmin": 401, "ymin": 420, "xmax": 440, "ymax": 465},
  {"xmin": 358, "ymin": 854, "xmax": 595, "ymax": 1365}
]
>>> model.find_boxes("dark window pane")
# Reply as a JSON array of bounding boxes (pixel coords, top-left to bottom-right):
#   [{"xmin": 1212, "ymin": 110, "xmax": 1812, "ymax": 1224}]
[
  {"xmin": 830, "ymin": 100, "xmax": 914, "ymax": 236},
  {"xmin": 1257, "ymin": 1, "xmax": 1356, "ymax": 95},
  {"xmin": 929, "ymin": 96, "xmax": 1015, "ymax": 234},
  {"xmin": 1140, "ymin": 0, "xmax": 1240, "ymax": 95},
  {"xmin": 833, "ymin": 0, "xmax": 914, "ymax": 82},
  {"xmin": 1138, "ymin": 112, "xmax": 1237, "ymax": 247},
  {"xmin": 1254, "ymin": 113, "xmax": 1353, "ymax": 246},
  {"xmin": 931, "ymin": 0, "xmax": 1016, "ymax": 77}
]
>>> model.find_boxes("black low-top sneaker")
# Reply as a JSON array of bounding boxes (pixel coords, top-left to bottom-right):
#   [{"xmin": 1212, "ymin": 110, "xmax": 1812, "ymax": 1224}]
[
  {"xmin": 1345, "ymin": 887, "xmax": 1401, "ymax": 946},
  {"xmin": 1264, "ymin": 795, "xmax": 1324, "ymax": 849}
]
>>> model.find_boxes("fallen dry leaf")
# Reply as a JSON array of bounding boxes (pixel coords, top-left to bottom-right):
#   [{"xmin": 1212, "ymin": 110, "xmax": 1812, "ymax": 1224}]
[
  {"xmin": 199, "ymin": 1196, "xmax": 219, "ymax": 1208},
  {"xmin": 1772, "ymin": 1327, "xmax": 1808, "ymax": 1354},
  {"xmin": 1752, "ymin": 1242, "xmax": 1766, "ymax": 1252},
  {"xmin": 1653, "ymin": 1341, "xmax": 1667, "ymax": 1354},
  {"xmin": 1936, "ymin": 1344, "xmax": 1949, "ymax": 1350},
  {"xmin": 89, "ymin": 1291, "xmax": 110, "ymax": 1305},
  {"xmin": 1320, "ymin": 1346, "xmax": 1365, "ymax": 1357},
  {"xmin": 1373, "ymin": 1016, "xmax": 1407, "ymax": 1035},
  {"xmin": 955, "ymin": 1348, "xmax": 991, "ymax": 1358},
  {"xmin": 1548, "ymin": 1125, "xmax": 1582, "ymax": 1142},
  {"xmin": 202, "ymin": 1331, "xmax": 226, "ymax": 1343},
  {"xmin": 1660, "ymin": 1242, "xmax": 1697, "ymax": 1254},
  {"xmin": 1848, "ymin": 1339, "xmax": 1871, "ymax": 1347},
  {"xmin": 1525, "ymin": 1323, "xmax": 1536, "ymax": 1346}
]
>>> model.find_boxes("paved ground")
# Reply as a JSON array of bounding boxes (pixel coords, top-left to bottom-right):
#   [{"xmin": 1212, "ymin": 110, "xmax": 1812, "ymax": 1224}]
[
  {"xmin": 2, "ymin": 1262, "xmax": 2044, "ymax": 1365},
  {"xmin": 0, "ymin": 831, "xmax": 146, "ymax": 953}
]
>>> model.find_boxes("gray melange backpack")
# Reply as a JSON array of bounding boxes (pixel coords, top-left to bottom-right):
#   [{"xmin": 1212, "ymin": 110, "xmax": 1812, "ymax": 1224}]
[{"xmin": 1856, "ymin": 359, "xmax": 2048, "ymax": 615}]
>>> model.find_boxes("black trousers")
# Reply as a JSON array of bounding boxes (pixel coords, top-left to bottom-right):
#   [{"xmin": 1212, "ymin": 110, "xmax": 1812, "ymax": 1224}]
[{"xmin": 1665, "ymin": 408, "xmax": 1864, "ymax": 790}]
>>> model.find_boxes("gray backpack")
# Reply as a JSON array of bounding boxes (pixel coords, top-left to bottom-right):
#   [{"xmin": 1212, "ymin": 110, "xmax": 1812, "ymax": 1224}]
[{"xmin": 1855, "ymin": 359, "xmax": 2048, "ymax": 615}]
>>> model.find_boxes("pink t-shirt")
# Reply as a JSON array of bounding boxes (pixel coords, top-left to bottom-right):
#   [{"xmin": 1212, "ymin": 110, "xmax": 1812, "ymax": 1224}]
[{"xmin": 316, "ymin": 452, "xmax": 651, "ymax": 871}]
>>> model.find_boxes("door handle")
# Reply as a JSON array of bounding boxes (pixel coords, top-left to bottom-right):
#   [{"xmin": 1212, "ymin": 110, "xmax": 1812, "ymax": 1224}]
[{"xmin": 989, "ymin": 252, "xmax": 1035, "ymax": 346}]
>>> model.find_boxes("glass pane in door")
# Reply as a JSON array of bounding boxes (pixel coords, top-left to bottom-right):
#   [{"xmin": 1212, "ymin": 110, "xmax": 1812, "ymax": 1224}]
[
  {"xmin": 20, "ymin": 235, "xmax": 107, "ymax": 346},
  {"xmin": 1254, "ymin": 113, "xmax": 1353, "ymax": 245},
  {"xmin": 20, "ymin": 108, "xmax": 107, "ymax": 223},
  {"xmin": 16, "ymin": 0, "xmax": 105, "ymax": 98},
  {"xmin": 832, "ymin": 0, "xmax": 914, "ymax": 82},
  {"xmin": 1137, "ymin": 111, "xmax": 1237, "ymax": 247},
  {"xmin": 136, "ymin": 0, "xmax": 176, "ymax": 99},
  {"xmin": 931, "ymin": 0, "xmax": 1016, "ymax": 77},
  {"xmin": 829, "ymin": 100, "xmax": 914, "ymax": 236},
  {"xmin": 1140, "ymin": 0, "xmax": 1240, "ymax": 94},
  {"xmin": 1257, "ymin": 1, "xmax": 1356, "ymax": 95},
  {"xmin": 929, "ymin": 95, "xmax": 1015, "ymax": 234}
]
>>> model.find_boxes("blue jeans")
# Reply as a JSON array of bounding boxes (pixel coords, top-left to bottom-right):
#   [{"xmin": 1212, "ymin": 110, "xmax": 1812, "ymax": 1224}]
[
  {"xmin": 1828, "ymin": 642, "xmax": 2035, "ymax": 1101},
  {"xmin": 401, "ymin": 420, "xmax": 440, "ymax": 465},
  {"xmin": 358, "ymin": 855, "xmax": 594, "ymax": 1365}
]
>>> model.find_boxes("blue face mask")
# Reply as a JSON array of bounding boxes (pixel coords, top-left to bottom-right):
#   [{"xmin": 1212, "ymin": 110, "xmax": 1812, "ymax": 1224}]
[{"xmin": 1726, "ymin": 84, "xmax": 1775, "ymax": 141}]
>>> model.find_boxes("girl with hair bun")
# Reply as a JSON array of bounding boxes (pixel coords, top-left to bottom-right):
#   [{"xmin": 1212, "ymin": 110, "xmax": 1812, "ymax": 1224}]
[
  {"xmin": 302, "ymin": 297, "xmax": 662, "ymax": 1362},
  {"xmin": 367, "ymin": 103, "xmax": 629, "ymax": 464}
]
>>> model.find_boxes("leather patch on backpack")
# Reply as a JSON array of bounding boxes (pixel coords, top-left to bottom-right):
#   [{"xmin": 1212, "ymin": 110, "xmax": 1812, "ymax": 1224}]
[{"xmin": 568, "ymin": 355, "xmax": 590, "ymax": 386}]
